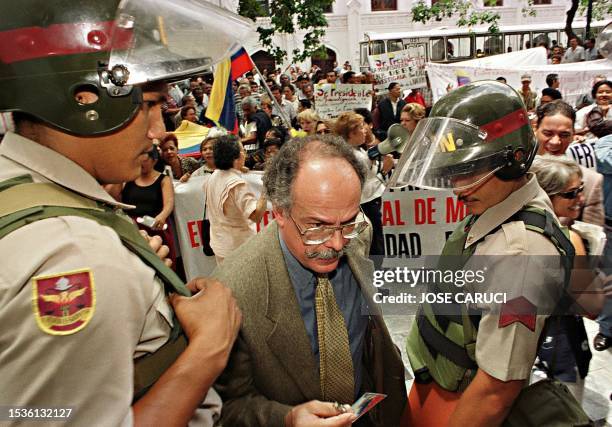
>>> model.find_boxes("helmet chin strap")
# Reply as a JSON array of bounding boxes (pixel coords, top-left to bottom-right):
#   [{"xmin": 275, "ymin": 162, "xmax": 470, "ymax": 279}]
[{"xmin": 450, "ymin": 165, "xmax": 504, "ymax": 192}]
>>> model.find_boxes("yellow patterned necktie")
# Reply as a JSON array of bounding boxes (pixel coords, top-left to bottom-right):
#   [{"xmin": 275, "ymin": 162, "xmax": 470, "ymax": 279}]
[{"xmin": 315, "ymin": 273, "xmax": 354, "ymax": 404}]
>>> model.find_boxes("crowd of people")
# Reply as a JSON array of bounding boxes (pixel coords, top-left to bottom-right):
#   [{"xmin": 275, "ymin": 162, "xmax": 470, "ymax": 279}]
[
  {"xmin": 0, "ymin": 1, "xmax": 610, "ymax": 426},
  {"xmin": 103, "ymin": 62, "xmax": 610, "ymax": 426}
]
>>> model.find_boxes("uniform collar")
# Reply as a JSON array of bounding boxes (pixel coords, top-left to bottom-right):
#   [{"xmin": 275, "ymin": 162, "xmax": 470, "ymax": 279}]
[
  {"xmin": 0, "ymin": 132, "xmax": 134, "ymax": 210},
  {"xmin": 464, "ymin": 173, "xmax": 552, "ymax": 248}
]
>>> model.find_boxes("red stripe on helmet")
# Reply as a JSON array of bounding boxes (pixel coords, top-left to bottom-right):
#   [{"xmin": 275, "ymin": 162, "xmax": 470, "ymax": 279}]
[
  {"xmin": 0, "ymin": 21, "xmax": 133, "ymax": 64},
  {"xmin": 480, "ymin": 108, "xmax": 529, "ymax": 143}
]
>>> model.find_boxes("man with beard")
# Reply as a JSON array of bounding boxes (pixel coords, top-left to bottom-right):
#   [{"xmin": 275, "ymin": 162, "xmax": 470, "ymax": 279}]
[
  {"xmin": 213, "ymin": 135, "xmax": 406, "ymax": 427},
  {"xmin": 395, "ymin": 81, "xmax": 571, "ymax": 427}
]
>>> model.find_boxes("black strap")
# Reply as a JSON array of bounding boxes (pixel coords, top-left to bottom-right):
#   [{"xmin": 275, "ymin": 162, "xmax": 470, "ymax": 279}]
[
  {"xmin": 512, "ymin": 210, "xmax": 575, "ymax": 258},
  {"xmin": 417, "ymin": 314, "xmax": 478, "ymax": 370},
  {"xmin": 425, "ymin": 207, "xmax": 573, "ymax": 367}
]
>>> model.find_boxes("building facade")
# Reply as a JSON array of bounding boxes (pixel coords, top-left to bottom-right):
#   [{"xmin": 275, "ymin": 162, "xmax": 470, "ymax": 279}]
[{"xmin": 242, "ymin": 0, "xmax": 597, "ymax": 72}]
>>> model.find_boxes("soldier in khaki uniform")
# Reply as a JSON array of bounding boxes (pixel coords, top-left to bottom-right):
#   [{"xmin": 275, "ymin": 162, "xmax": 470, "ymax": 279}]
[
  {"xmin": 389, "ymin": 81, "xmax": 572, "ymax": 427},
  {"xmin": 0, "ymin": 0, "xmax": 250, "ymax": 425}
]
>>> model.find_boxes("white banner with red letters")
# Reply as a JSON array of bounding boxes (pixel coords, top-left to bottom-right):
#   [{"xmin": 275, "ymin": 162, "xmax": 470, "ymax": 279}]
[{"xmin": 172, "ymin": 173, "xmax": 465, "ymax": 280}]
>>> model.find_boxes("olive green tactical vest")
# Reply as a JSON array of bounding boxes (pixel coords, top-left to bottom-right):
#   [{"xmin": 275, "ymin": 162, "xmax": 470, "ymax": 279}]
[
  {"xmin": 0, "ymin": 175, "xmax": 189, "ymax": 401},
  {"xmin": 407, "ymin": 208, "xmax": 574, "ymax": 392}
]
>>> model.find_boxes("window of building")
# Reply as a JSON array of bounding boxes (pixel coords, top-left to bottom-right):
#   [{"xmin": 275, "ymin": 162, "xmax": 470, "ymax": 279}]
[
  {"xmin": 371, "ymin": 0, "xmax": 397, "ymax": 11},
  {"xmin": 323, "ymin": 3, "xmax": 333, "ymax": 13},
  {"xmin": 532, "ymin": 0, "xmax": 551, "ymax": 4}
]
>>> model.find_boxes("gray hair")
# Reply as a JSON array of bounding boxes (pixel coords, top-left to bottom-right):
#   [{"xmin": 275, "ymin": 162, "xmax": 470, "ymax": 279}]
[
  {"xmin": 263, "ymin": 135, "xmax": 367, "ymax": 212},
  {"xmin": 238, "ymin": 84, "xmax": 251, "ymax": 93},
  {"xmin": 241, "ymin": 96, "xmax": 258, "ymax": 109},
  {"xmin": 530, "ymin": 154, "xmax": 582, "ymax": 196}
]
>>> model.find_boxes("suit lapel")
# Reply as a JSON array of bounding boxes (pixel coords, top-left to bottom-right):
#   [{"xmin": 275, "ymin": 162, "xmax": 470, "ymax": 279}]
[
  {"xmin": 263, "ymin": 222, "xmax": 321, "ymax": 400},
  {"xmin": 346, "ymin": 245, "xmax": 382, "ymax": 317}
]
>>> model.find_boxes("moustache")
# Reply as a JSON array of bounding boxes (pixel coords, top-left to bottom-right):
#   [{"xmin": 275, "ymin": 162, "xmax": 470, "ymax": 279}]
[
  {"xmin": 305, "ymin": 248, "xmax": 344, "ymax": 260},
  {"xmin": 458, "ymin": 195, "xmax": 476, "ymax": 203}
]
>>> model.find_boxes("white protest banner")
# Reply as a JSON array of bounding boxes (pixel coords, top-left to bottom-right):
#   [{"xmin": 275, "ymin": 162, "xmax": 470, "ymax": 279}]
[
  {"xmin": 172, "ymin": 173, "xmax": 467, "ymax": 278},
  {"xmin": 382, "ymin": 187, "xmax": 466, "ymax": 258},
  {"xmin": 368, "ymin": 49, "xmax": 427, "ymax": 92},
  {"xmin": 566, "ymin": 139, "xmax": 598, "ymax": 170},
  {"xmin": 172, "ymin": 171, "xmax": 274, "ymax": 280},
  {"xmin": 426, "ymin": 47, "xmax": 612, "ymax": 106},
  {"xmin": 314, "ymin": 83, "xmax": 372, "ymax": 119}
]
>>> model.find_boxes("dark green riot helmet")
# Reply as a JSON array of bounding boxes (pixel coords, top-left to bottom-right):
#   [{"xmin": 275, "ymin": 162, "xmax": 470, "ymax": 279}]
[
  {"xmin": 0, "ymin": 0, "xmax": 253, "ymax": 136},
  {"xmin": 389, "ymin": 80, "xmax": 537, "ymax": 191}
]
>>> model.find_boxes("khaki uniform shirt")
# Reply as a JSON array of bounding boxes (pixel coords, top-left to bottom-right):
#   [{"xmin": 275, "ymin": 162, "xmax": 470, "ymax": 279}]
[
  {"xmin": 518, "ymin": 89, "xmax": 537, "ymax": 111},
  {"xmin": 463, "ymin": 174, "xmax": 565, "ymax": 381},
  {"xmin": 0, "ymin": 133, "xmax": 174, "ymax": 425}
]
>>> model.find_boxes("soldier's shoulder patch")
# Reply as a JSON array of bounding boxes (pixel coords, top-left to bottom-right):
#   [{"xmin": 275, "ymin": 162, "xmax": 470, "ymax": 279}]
[
  {"xmin": 498, "ymin": 296, "xmax": 536, "ymax": 332},
  {"xmin": 31, "ymin": 269, "xmax": 95, "ymax": 335}
]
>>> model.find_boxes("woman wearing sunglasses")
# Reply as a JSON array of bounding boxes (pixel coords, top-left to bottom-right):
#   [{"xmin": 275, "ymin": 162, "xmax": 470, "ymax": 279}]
[
  {"xmin": 534, "ymin": 100, "xmax": 604, "ymax": 226},
  {"xmin": 531, "ymin": 154, "xmax": 604, "ymax": 382},
  {"xmin": 532, "ymin": 155, "xmax": 586, "ymax": 246}
]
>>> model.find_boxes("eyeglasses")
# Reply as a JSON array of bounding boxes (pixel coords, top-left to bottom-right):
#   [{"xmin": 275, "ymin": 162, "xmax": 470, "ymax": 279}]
[
  {"xmin": 289, "ymin": 208, "xmax": 369, "ymax": 245},
  {"xmin": 555, "ymin": 184, "xmax": 584, "ymax": 200}
]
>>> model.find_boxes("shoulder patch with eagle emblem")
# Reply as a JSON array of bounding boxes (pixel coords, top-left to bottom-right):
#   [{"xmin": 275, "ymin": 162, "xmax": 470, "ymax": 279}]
[{"xmin": 31, "ymin": 269, "xmax": 95, "ymax": 335}]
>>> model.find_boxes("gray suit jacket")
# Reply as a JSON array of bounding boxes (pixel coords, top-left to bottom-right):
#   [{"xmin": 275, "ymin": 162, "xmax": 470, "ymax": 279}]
[{"xmin": 213, "ymin": 221, "xmax": 406, "ymax": 427}]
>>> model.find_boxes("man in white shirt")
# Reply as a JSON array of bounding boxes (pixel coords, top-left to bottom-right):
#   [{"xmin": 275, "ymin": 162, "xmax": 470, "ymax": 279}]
[
  {"xmin": 562, "ymin": 37, "xmax": 586, "ymax": 63},
  {"xmin": 270, "ymin": 84, "xmax": 296, "ymax": 126}
]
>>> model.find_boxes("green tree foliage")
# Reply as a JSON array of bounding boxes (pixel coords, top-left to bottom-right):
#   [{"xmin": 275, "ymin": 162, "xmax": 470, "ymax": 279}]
[
  {"xmin": 578, "ymin": 0, "xmax": 612, "ymax": 38},
  {"xmin": 411, "ymin": 0, "xmax": 609, "ymax": 43},
  {"xmin": 411, "ymin": 0, "xmax": 503, "ymax": 33},
  {"xmin": 238, "ymin": 0, "xmax": 268, "ymax": 20},
  {"xmin": 238, "ymin": 0, "xmax": 334, "ymax": 63},
  {"xmin": 579, "ymin": 0, "xmax": 612, "ymax": 19}
]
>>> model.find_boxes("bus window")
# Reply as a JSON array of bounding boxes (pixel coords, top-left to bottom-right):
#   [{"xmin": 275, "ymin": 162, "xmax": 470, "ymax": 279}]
[
  {"xmin": 504, "ymin": 33, "xmax": 527, "ymax": 52},
  {"xmin": 430, "ymin": 37, "xmax": 445, "ymax": 61},
  {"xmin": 446, "ymin": 36, "xmax": 472, "ymax": 59},
  {"xmin": 532, "ymin": 31, "xmax": 557, "ymax": 48},
  {"xmin": 370, "ymin": 40, "xmax": 386, "ymax": 55},
  {"xmin": 405, "ymin": 43, "xmax": 427, "ymax": 61},
  {"xmin": 387, "ymin": 39, "xmax": 403, "ymax": 53},
  {"xmin": 360, "ymin": 43, "xmax": 369, "ymax": 68},
  {"xmin": 476, "ymin": 34, "xmax": 502, "ymax": 56}
]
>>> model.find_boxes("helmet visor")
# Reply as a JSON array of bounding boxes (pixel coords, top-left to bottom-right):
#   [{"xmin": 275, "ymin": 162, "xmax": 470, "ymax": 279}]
[
  {"xmin": 108, "ymin": 0, "xmax": 254, "ymax": 85},
  {"xmin": 388, "ymin": 117, "xmax": 510, "ymax": 191}
]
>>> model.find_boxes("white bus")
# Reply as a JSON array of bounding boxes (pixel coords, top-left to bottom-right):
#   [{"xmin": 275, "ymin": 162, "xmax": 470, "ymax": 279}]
[{"xmin": 360, "ymin": 19, "xmax": 610, "ymax": 71}]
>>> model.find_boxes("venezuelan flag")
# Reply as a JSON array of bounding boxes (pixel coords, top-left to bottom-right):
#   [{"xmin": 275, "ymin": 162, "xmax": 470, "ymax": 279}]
[
  {"xmin": 205, "ymin": 47, "xmax": 254, "ymax": 133},
  {"xmin": 455, "ymin": 69, "xmax": 471, "ymax": 87},
  {"xmin": 175, "ymin": 120, "xmax": 210, "ymax": 157}
]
